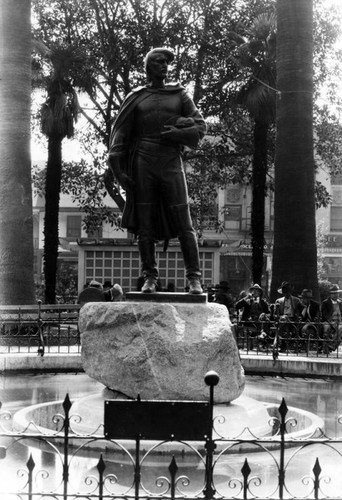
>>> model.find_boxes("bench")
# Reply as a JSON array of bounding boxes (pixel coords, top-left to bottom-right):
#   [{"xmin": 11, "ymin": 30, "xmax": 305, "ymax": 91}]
[{"xmin": 0, "ymin": 303, "xmax": 81, "ymax": 356}]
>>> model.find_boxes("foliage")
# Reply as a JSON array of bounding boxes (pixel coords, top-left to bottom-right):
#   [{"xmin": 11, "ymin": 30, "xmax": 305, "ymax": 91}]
[
  {"xmin": 227, "ymin": 11, "xmax": 276, "ymax": 124},
  {"xmin": 314, "ymin": 105, "xmax": 342, "ymax": 178},
  {"xmin": 35, "ymin": 262, "xmax": 78, "ymax": 303},
  {"xmin": 32, "ymin": 157, "xmax": 121, "ymax": 234},
  {"xmin": 313, "ymin": 0, "xmax": 342, "ymax": 104},
  {"xmin": 314, "ymin": 180, "xmax": 332, "ymax": 209},
  {"xmin": 31, "ymin": 0, "xmax": 342, "ymax": 234}
]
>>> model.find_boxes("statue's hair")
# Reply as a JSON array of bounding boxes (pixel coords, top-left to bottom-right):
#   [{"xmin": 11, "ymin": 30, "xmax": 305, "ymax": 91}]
[{"xmin": 144, "ymin": 47, "xmax": 174, "ymax": 74}]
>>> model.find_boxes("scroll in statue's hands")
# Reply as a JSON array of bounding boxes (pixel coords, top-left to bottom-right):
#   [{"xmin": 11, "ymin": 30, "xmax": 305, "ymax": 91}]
[
  {"xmin": 161, "ymin": 117, "xmax": 198, "ymax": 147},
  {"xmin": 161, "ymin": 125, "xmax": 184, "ymax": 143}
]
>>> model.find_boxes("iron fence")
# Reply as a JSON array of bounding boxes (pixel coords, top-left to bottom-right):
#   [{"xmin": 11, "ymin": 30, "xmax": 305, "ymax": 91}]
[
  {"xmin": 0, "ymin": 302, "xmax": 81, "ymax": 355},
  {"xmin": 1, "ymin": 303, "xmax": 342, "ymax": 360},
  {"xmin": 1, "ymin": 373, "xmax": 342, "ymax": 500},
  {"xmin": 234, "ymin": 319, "xmax": 342, "ymax": 359}
]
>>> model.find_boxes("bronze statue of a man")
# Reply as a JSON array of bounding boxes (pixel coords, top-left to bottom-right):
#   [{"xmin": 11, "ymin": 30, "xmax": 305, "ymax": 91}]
[{"xmin": 107, "ymin": 47, "xmax": 206, "ymax": 294}]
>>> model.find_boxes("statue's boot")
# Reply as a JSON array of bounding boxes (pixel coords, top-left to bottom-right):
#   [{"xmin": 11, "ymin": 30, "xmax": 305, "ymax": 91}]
[
  {"xmin": 137, "ymin": 203, "xmax": 158, "ymax": 293},
  {"xmin": 169, "ymin": 204, "xmax": 203, "ymax": 294}
]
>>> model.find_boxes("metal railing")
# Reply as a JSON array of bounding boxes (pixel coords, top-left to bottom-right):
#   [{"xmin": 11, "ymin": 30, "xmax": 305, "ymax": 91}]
[
  {"xmin": 0, "ymin": 302, "xmax": 81, "ymax": 355},
  {"xmin": 234, "ymin": 318, "xmax": 342, "ymax": 359},
  {"xmin": 1, "ymin": 372, "xmax": 342, "ymax": 500},
  {"xmin": 1, "ymin": 303, "xmax": 342, "ymax": 359}
]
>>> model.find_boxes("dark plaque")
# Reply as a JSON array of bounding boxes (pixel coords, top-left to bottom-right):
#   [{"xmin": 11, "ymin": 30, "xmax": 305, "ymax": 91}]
[{"xmin": 104, "ymin": 400, "xmax": 211, "ymax": 441}]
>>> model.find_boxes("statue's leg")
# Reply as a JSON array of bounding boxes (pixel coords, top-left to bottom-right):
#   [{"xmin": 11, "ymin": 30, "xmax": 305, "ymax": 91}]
[
  {"xmin": 136, "ymin": 202, "xmax": 158, "ymax": 293},
  {"xmin": 168, "ymin": 204, "xmax": 203, "ymax": 294}
]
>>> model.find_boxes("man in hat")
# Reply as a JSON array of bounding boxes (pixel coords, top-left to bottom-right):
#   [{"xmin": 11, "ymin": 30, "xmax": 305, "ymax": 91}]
[
  {"xmin": 275, "ymin": 281, "xmax": 301, "ymax": 320},
  {"xmin": 235, "ymin": 284, "xmax": 270, "ymax": 349},
  {"xmin": 107, "ymin": 47, "xmax": 206, "ymax": 295},
  {"xmin": 298, "ymin": 289, "xmax": 320, "ymax": 337},
  {"xmin": 235, "ymin": 284, "xmax": 270, "ymax": 321},
  {"xmin": 321, "ymin": 284, "xmax": 342, "ymax": 352}
]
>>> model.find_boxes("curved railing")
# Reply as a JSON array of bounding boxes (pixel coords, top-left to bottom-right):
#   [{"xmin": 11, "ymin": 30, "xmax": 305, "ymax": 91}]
[{"xmin": 1, "ymin": 374, "xmax": 342, "ymax": 500}]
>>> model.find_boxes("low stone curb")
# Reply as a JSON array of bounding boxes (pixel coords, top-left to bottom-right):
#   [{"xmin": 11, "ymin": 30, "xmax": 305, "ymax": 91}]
[
  {"xmin": 0, "ymin": 353, "xmax": 83, "ymax": 373},
  {"xmin": 241, "ymin": 353, "xmax": 342, "ymax": 378},
  {"xmin": 1, "ymin": 352, "xmax": 342, "ymax": 378}
]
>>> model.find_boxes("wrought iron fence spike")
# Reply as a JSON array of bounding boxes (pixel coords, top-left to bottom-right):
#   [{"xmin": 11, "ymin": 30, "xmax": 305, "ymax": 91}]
[
  {"xmin": 279, "ymin": 397, "xmax": 288, "ymax": 419},
  {"xmin": 241, "ymin": 457, "xmax": 251, "ymax": 478},
  {"xmin": 63, "ymin": 393, "xmax": 72, "ymax": 414},
  {"xmin": 26, "ymin": 453, "xmax": 35, "ymax": 471},
  {"xmin": 313, "ymin": 457, "xmax": 321, "ymax": 477},
  {"xmin": 97, "ymin": 454, "xmax": 106, "ymax": 475},
  {"xmin": 169, "ymin": 455, "xmax": 178, "ymax": 476}
]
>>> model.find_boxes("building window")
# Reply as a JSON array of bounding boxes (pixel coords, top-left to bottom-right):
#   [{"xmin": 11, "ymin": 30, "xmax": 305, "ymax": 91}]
[
  {"xmin": 331, "ymin": 207, "xmax": 342, "ymax": 231},
  {"xmin": 66, "ymin": 216, "xmax": 82, "ymax": 238},
  {"xmin": 331, "ymin": 174, "xmax": 342, "ymax": 185},
  {"xmin": 84, "ymin": 249, "xmax": 214, "ymax": 292},
  {"xmin": 224, "ymin": 205, "xmax": 242, "ymax": 230},
  {"xmin": 224, "ymin": 205, "xmax": 242, "ymax": 220},
  {"xmin": 225, "ymin": 187, "xmax": 241, "ymax": 204}
]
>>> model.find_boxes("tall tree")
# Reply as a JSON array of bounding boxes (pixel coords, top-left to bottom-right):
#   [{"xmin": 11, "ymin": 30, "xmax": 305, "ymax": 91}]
[
  {"xmin": 40, "ymin": 45, "xmax": 82, "ymax": 303},
  {"xmin": 229, "ymin": 12, "xmax": 276, "ymax": 285},
  {"xmin": 271, "ymin": 0, "xmax": 318, "ymax": 300},
  {"xmin": 0, "ymin": 0, "xmax": 35, "ymax": 304}
]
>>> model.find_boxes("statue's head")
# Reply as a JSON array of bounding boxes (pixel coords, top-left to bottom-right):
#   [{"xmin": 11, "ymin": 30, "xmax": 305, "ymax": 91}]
[{"xmin": 144, "ymin": 47, "xmax": 174, "ymax": 79}]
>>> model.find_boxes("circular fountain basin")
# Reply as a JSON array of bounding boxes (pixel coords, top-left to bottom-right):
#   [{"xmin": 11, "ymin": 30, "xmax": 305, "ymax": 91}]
[{"xmin": 13, "ymin": 389, "xmax": 324, "ymax": 457}]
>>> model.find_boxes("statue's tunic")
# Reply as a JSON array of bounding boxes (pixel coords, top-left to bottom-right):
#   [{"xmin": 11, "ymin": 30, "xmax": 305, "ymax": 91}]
[{"xmin": 108, "ymin": 84, "xmax": 206, "ymax": 241}]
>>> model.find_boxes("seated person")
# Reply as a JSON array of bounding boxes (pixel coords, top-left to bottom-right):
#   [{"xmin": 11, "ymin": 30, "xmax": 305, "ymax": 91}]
[
  {"xmin": 274, "ymin": 281, "xmax": 303, "ymax": 351},
  {"xmin": 235, "ymin": 284, "xmax": 270, "ymax": 322},
  {"xmin": 165, "ymin": 281, "xmax": 176, "ymax": 293},
  {"xmin": 298, "ymin": 289, "xmax": 320, "ymax": 336},
  {"xmin": 78, "ymin": 280, "xmax": 105, "ymax": 307},
  {"xmin": 213, "ymin": 281, "xmax": 234, "ymax": 313},
  {"xmin": 235, "ymin": 284, "xmax": 270, "ymax": 348},
  {"xmin": 103, "ymin": 281, "xmax": 124, "ymax": 301},
  {"xmin": 321, "ymin": 284, "xmax": 342, "ymax": 351},
  {"xmin": 275, "ymin": 281, "xmax": 301, "ymax": 321}
]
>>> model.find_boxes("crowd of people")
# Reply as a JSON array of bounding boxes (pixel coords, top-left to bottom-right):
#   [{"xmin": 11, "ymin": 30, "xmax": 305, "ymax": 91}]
[{"xmin": 225, "ymin": 281, "xmax": 342, "ymax": 353}]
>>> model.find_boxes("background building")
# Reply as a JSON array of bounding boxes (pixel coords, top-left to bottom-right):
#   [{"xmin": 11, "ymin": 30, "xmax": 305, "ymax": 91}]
[
  {"xmin": 33, "ymin": 164, "xmax": 340, "ymax": 299},
  {"xmin": 33, "ymin": 184, "xmax": 273, "ymax": 298}
]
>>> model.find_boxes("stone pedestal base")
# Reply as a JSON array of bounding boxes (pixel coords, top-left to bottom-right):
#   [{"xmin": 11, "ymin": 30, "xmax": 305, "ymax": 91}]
[{"xmin": 79, "ymin": 301, "xmax": 245, "ymax": 403}]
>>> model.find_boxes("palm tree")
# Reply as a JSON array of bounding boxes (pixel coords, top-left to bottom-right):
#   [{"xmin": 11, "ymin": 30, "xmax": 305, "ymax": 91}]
[
  {"xmin": 271, "ymin": 0, "xmax": 318, "ymax": 300},
  {"xmin": 0, "ymin": 0, "xmax": 35, "ymax": 304},
  {"xmin": 40, "ymin": 45, "xmax": 82, "ymax": 304},
  {"xmin": 229, "ymin": 12, "xmax": 276, "ymax": 286}
]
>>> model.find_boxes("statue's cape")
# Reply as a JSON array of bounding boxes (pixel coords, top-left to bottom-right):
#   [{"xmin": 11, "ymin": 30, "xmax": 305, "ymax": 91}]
[
  {"xmin": 110, "ymin": 83, "xmax": 184, "ymax": 140},
  {"xmin": 109, "ymin": 84, "xmax": 185, "ymax": 245}
]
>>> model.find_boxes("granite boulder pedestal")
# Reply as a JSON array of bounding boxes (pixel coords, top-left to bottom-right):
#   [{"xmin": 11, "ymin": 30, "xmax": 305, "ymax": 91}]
[{"xmin": 79, "ymin": 294, "xmax": 245, "ymax": 403}]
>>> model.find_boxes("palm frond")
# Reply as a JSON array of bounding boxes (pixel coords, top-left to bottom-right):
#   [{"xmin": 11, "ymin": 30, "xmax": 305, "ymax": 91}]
[
  {"xmin": 240, "ymin": 83, "xmax": 275, "ymax": 123},
  {"xmin": 32, "ymin": 38, "xmax": 51, "ymax": 57},
  {"xmin": 247, "ymin": 12, "xmax": 277, "ymax": 41},
  {"xmin": 226, "ymin": 31, "xmax": 246, "ymax": 46}
]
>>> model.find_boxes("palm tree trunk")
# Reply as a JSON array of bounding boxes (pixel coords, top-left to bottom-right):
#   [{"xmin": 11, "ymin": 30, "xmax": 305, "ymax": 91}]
[
  {"xmin": 252, "ymin": 120, "xmax": 268, "ymax": 285},
  {"xmin": 0, "ymin": 0, "xmax": 35, "ymax": 304},
  {"xmin": 43, "ymin": 137, "xmax": 63, "ymax": 304},
  {"xmin": 271, "ymin": 0, "xmax": 318, "ymax": 300}
]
